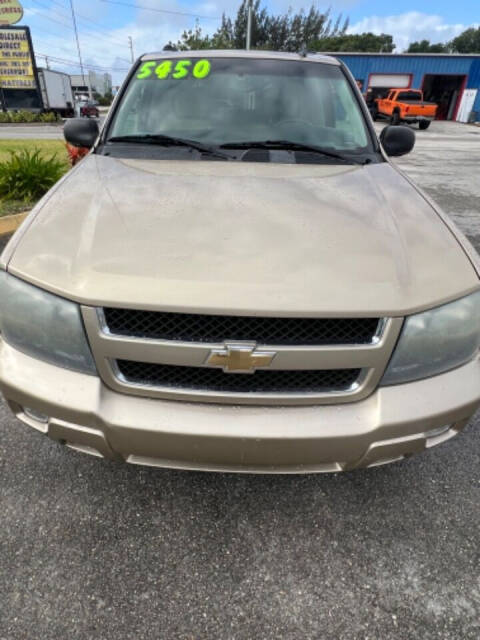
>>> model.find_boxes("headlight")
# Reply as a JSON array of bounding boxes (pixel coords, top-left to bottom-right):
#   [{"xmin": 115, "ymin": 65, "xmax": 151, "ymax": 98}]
[
  {"xmin": 381, "ymin": 291, "xmax": 480, "ymax": 385},
  {"xmin": 0, "ymin": 272, "xmax": 96, "ymax": 375}
]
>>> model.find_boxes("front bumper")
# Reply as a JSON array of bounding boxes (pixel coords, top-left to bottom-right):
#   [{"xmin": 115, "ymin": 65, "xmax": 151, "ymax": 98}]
[{"xmin": 1, "ymin": 342, "xmax": 479, "ymax": 473}]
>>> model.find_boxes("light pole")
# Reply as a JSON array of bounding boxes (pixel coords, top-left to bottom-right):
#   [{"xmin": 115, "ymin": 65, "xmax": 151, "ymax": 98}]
[
  {"xmin": 246, "ymin": 0, "xmax": 252, "ymax": 50},
  {"xmin": 69, "ymin": 0, "xmax": 88, "ymax": 97},
  {"xmin": 128, "ymin": 36, "xmax": 135, "ymax": 64}
]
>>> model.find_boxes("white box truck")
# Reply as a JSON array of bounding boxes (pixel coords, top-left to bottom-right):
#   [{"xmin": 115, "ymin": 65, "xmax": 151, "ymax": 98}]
[{"xmin": 38, "ymin": 68, "xmax": 75, "ymax": 117}]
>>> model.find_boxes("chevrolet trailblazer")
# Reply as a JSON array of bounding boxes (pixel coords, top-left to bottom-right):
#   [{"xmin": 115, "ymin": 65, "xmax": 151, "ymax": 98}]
[{"xmin": 0, "ymin": 51, "xmax": 479, "ymax": 473}]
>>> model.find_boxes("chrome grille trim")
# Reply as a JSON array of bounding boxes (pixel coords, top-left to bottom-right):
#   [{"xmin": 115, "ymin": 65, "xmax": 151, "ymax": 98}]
[
  {"xmin": 82, "ymin": 307, "xmax": 404, "ymax": 406},
  {"xmin": 115, "ymin": 360, "xmax": 363, "ymax": 394},
  {"xmin": 101, "ymin": 307, "xmax": 383, "ymax": 345}
]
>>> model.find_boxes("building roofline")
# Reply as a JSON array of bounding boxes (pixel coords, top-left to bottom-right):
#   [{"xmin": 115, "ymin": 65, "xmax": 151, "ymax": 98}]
[
  {"xmin": 141, "ymin": 49, "xmax": 340, "ymax": 65},
  {"xmin": 323, "ymin": 52, "xmax": 480, "ymax": 58}
]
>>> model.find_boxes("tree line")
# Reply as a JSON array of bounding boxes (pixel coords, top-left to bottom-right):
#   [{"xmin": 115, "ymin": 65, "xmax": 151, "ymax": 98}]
[
  {"xmin": 165, "ymin": 2, "xmax": 480, "ymax": 55},
  {"xmin": 165, "ymin": 2, "xmax": 394, "ymax": 53},
  {"xmin": 407, "ymin": 28, "xmax": 480, "ymax": 53}
]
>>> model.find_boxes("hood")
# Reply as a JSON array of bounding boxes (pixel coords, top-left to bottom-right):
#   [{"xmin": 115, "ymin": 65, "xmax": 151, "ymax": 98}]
[{"xmin": 5, "ymin": 154, "xmax": 479, "ymax": 316}]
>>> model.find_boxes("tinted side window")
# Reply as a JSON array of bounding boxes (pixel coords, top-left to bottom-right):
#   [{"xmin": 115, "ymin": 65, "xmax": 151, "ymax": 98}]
[{"xmin": 397, "ymin": 92, "xmax": 421, "ymax": 101}]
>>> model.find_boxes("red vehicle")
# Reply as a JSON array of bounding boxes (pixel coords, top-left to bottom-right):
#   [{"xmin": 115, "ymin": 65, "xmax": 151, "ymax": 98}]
[{"xmin": 78, "ymin": 101, "xmax": 100, "ymax": 118}]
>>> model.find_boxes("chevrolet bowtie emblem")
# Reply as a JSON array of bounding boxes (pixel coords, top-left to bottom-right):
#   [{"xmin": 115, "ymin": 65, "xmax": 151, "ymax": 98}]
[{"xmin": 205, "ymin": 343, "xmax": 276, "ymax": 374}]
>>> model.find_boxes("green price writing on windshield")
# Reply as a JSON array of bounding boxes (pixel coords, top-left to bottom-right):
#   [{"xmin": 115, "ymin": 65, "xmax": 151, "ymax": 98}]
[{"xmin": 137, "ymin": 59, "xmax": 211, "ymax": 80}]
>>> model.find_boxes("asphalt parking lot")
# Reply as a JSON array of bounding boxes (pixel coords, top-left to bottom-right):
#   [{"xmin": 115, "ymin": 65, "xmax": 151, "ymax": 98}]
[
  {"xmin": 0, "ymin": 123, "xmax": 65, "ymax": 140},
  {"xmin": 385, "ymin": 120, "xmax": 480, "ymax": 251},
  {"xmin": 1, "ymin": 120, "xmax": 479, "ymax": 639},
  {"xmin": 0, "ymin": 117, "xmax": 104, "ymax": 140}
]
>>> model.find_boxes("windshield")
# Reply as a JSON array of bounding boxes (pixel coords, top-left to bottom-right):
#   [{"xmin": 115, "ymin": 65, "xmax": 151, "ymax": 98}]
[{"xmin": 107, "ymin": 56, "xmax": 372, "ymax": 157}]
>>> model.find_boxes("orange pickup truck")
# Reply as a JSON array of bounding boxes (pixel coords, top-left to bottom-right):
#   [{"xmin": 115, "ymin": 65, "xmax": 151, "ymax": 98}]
[{"xmin": 373, "ymin": 89, "xmax": 437, "ymax": 130}]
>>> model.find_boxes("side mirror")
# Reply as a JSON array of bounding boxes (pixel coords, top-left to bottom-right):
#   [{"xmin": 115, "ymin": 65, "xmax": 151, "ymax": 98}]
[
  {"xmin": 380, "ymin": 125, "xmax": 415, "ymax": 157},
  {"xmin": 64, "ymin": 118, "xmax": 99, "ymax": 149}
]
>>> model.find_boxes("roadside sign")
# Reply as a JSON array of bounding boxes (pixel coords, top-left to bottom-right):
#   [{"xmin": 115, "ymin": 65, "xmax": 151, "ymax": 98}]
[
  {"xmin": 0, "ymin": 26, "xmax": 36, "ymax": 89},
  {"xmin": 0, "ymin": 0, "xmax": 23, "ymax": 26}
]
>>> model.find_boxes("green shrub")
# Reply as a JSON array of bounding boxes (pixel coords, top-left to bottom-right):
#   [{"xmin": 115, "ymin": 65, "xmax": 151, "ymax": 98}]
[
  {"xmin": 0, "ymin": 110, "xmax": 61, "ymax": 123},
  {"xmin": 39, "ymin": 111, "xmax": 59, "ymax": 123},
  {"xmin": 0, "ymin": 110, "xmax": 35, "ymax": 123},
  {"xmin": 23, "ymin": 110, "xmax": 38, "ymax": 123},
  {"xmin": 0, "ymin": 148, "xmax": 67, "ymax": 202},
  {"xmin": 9, "ymin": 110, "xmax": 34, "ymax": 123},
  {"xmin": 28, "ymin": 111, "xmax": 37, "ymax": 122}
]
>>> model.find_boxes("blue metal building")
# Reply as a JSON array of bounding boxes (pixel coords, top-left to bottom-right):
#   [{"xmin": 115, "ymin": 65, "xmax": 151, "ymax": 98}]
[{"xmin": 334, "ymin": 53, "xmax": 480, "ymax": 122}]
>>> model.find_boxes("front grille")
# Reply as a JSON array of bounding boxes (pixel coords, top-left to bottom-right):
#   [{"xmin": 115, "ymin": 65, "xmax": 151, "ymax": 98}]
[
  {"xmin": 116, "ymin": 360, "xmax": 361, "ymax": 394},
  {"xmin": 104, "ymin": 308, "xmax": 380, "ymax": 345}
]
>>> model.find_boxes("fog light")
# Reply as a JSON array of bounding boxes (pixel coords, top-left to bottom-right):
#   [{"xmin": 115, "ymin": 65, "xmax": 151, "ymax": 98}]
[{"xmin": 24, "ymin": 408, "xmax": 49, "ymax": 424}]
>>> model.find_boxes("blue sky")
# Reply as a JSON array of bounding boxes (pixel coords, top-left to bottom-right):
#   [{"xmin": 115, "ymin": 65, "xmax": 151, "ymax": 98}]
[{"xmin": 20, "ymin": 0, "xmax": 479, "ymax": 85}]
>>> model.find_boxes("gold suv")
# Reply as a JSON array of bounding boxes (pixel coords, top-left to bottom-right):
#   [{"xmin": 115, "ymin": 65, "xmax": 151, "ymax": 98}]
[{"xmin": 1, "ymin": 51, "xmax": 479, "ymax": 472}]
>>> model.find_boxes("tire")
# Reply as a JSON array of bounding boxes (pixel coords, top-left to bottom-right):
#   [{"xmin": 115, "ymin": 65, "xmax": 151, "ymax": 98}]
[
  {"xmin": 419, "ymin": 120, "xmax": 431, "ymax": 130},
  {"xmin": 391, "ymin": 111, "xmax": 400, "ymax": 125}
]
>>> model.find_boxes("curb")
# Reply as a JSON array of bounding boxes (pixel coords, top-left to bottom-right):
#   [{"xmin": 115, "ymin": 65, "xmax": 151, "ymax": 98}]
[{"xmin": 0, "ymin": 212, "xmax": 29, "ymax": 236}]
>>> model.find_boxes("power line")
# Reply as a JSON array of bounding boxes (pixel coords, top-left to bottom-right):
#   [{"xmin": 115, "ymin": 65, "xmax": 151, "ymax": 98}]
[
  {"xmin": 68, "ymin": 0, "xmax": 86, "ymax": 91},
  {"xmin": 30, "ymin": 0, "xmax": 130, "ymax": 48},
  {"xmin": 29, "ymin": 1, "xmax": 133, "ymax": 66},
  {"xmin": 100, "ymin": 0, "xmax": 221, "ymax": 20},
  {"xmin": 31, "ymin": 25, "xmax": 79, "ymax": 47},
  {"xmin": 36, "ymin": 52, "xmax": 129, "ymax": 72},
  {"xmin": 30, "ymin": 0, "xmax": 75, "ymax": 29},
  {"xmin": 37, "ymin": 53, "xmax": 125, "ymax": 70},
  {"xmin": 44, "ymin": 0, "xmax": 116, "ymax": 28},
  {"xmin": 39, "ymin": 0, "xmax": 132, "ymax": 47},
  {"xmin": 31, "ymin": 29, "xmax": 132, "ymax": 66},
  {"xmin": 32, "ymin": 34, "xmax": 79, "ymax": 57},
  {"xmin": 73, "ymin": 19, "xmax": 130, "ymax": 48},
  {"xmin": 33, "ymin": 29, "xmax": 132, "ymax": 65}
]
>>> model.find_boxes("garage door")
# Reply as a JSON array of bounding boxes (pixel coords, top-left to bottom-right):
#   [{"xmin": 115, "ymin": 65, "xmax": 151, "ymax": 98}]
[{"xmin": 369, "ymin": 74, "xmax": 410, "ymax": 88}]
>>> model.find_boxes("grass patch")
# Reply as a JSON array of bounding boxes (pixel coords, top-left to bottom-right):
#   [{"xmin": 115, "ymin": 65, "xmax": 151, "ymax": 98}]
[
  {"xmin": 0, "ymin": 140, "xmax": 69, "ymax": 166},
  {"xmin": 0, "ymin": 141, "xmax": 70, "ymax": 216}
]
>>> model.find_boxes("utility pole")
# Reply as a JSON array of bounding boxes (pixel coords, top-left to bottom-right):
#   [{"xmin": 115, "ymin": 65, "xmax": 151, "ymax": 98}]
[
  {"xmin": 128, "ymin": 36, "xmax": 135, "ymax": 64},
  {"xmin": 69, "ymin": 0, "xmax": 88, "ymax": 98},
  {"xmin": 45, "ymin": 56, "xmax": 50, "ymax": 70},
  {"xmin": 246, "ymin": 0, "xmax": 252, "ymax": 50}
]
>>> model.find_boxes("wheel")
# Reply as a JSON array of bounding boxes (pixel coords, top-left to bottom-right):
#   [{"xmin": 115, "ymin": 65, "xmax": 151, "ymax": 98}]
[
  {"xmin": 390, "ymin": 111, "xmax": 400, "ymax": 125},
  {"xmin": 419, "ymin": 120, "xmax": 431, "ymax": 130}
]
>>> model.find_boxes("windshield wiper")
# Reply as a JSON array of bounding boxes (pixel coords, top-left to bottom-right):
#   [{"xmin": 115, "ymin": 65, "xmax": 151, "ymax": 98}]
[
  {"xmin": 106, "ymin": 134, "xmax": 231, "ymax": 160},
  {"xmin": 219, "ymin": 140, "xmax": 363, "ymax": 164}
]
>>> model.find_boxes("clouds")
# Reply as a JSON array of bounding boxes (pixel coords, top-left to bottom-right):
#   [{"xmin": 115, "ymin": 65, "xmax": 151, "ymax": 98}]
[
  {"xmin": 348, "ymin": 11, "xmax": 475, "ymax": 51},
  {"xmin": 24, "ymin": 2, "xmax": 479, "ymax": 87},
  {"xmin": 25, "ymin": 0, "xmax": 224, "ymax": 84}
]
